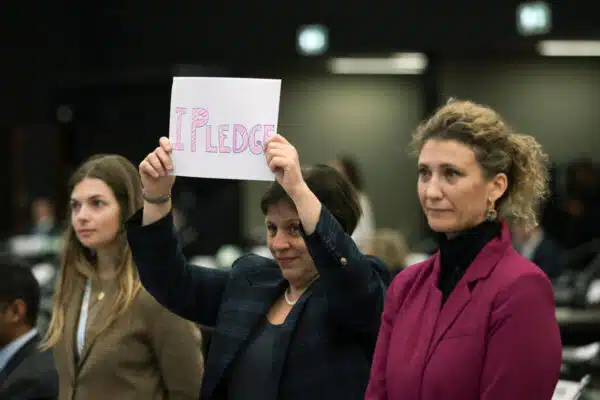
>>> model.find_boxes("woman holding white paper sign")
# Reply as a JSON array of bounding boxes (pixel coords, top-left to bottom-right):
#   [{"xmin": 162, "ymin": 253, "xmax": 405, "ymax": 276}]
[{"xmin": 126, "ymin": 135, "xmax": 390, "ymax": 400}]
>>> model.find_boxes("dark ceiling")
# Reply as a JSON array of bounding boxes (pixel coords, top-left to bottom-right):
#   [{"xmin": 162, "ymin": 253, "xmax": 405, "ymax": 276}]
[
  {"xmin": 4, "ymin": 1, "xmax": 599, "ymax": 75},
  {"xmin": 1, "ymin": 1, "xmax": 596, "ymax": 123}
]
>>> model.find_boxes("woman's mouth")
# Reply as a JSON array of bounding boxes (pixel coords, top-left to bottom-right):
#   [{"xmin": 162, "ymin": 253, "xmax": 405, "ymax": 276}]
[{"xmin": 276, "ymin": 257, "xmax": 298, "ymax": 266}]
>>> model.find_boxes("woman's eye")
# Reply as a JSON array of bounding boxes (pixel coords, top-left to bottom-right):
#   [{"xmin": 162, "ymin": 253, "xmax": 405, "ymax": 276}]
[{"xmin": 445, "ymin": 169, "xmax": 461, "ymax": 178}]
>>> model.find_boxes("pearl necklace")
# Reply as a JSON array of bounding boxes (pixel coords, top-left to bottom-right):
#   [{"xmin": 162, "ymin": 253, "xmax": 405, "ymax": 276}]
[
  {"xmin": 284, "ymin": 288, "xmax": 297, "ymax": 306},
  {"xmin": 284, "ymin": 274, "xmax": 320, "ymax": 306}
]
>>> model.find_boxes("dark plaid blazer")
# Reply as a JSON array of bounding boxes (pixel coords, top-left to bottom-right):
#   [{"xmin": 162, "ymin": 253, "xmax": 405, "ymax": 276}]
[{"xmin": 126, "ymin": 206, "xmax": 389, "ymax": 400}]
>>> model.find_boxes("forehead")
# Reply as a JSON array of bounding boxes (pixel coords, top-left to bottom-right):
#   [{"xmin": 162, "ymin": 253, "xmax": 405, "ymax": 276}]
[
  {"xmin": 265, "ymin": 201, "xmax": 299, "ymax": 223},
  {"xmin": 71, "ymin": 178, "xmax": 115, "ymax": 199},
  {"xmin": 418, "ymin": 139, "xmax": 478, "ymax": 168}
]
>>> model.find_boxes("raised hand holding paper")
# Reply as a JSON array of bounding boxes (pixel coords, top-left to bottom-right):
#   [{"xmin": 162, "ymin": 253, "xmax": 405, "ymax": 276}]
[{"xmin": 169, "ymin": 77, "xmax": 281, "ymax": 181}]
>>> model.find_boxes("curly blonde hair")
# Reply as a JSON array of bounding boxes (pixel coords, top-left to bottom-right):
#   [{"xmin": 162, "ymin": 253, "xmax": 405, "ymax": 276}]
[{"xmin": 411, "ymin": 99, "xmax": 549, "ymax": 229}]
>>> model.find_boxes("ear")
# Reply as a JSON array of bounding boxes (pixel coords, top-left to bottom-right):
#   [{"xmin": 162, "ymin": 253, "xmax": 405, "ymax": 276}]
[
  {"xmin": 5, "ymin": 299, "xmax": 27, "ymax": 323},
  {"xmin": 487, "ymin": 172, "xmax": 508, "ymax": 204}
]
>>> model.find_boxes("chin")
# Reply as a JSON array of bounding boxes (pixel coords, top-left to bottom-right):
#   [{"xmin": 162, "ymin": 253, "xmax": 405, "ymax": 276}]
[
  {"xmin": 78, "ymin": 238, "xmax": 110, "ymax": 251},
  {"xmin": 279, "ymin": 266, "xmax": 301, "ymax": 280},
  {"xmin": 427, "ymin": 218, "xmax": 458, "ymax": 234},
  {"xmin": 279, "ymin": 265, "xmax": 309, "ymax": 284}
]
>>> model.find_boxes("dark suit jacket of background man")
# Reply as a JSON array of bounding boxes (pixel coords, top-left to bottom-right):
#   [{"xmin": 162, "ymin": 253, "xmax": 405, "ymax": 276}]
[{"xmin": 0, "ymin": 333, "xmax": 58, "ymax": 400}]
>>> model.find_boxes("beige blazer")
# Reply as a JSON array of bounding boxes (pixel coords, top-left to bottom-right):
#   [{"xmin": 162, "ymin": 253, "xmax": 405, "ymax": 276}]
[{"xmin": 53, "ymin": 279, "xmax": 204, "ymax": 400}]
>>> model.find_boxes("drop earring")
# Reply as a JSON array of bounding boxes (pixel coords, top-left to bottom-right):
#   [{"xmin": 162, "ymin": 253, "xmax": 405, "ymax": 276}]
[{"xmin": 485, "ymin": 202, "xmax": 498, "ymax": 222}]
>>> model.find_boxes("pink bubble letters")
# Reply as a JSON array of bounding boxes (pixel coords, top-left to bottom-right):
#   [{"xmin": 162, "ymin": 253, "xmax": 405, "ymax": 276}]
[{"xmin": 172, "ymin": 107, "xmax": 276, "ymax": 155}]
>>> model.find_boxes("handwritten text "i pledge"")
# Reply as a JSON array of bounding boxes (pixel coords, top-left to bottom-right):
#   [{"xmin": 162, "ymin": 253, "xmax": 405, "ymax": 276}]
[{"xmin": 172, "ymin": 107, "xmax": 276, "ymax": 154}]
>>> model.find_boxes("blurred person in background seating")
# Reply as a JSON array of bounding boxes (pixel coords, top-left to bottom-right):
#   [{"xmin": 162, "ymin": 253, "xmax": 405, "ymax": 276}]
[
  {"xmin": 511, "ymin": 218, "xmax": 564, "ymax": 281},
  {"xmin": 364, "ymin": 229, "xmax": 409, "ymax": 279},
  {"xmin": 127, "ymin": 135, "xmax": 389, "ymax": 400},
  {"xmin": 30, "ymin": 198, "xmax": 61, "ymax": 237},
  {"xmin": 40, "ymin": 154, "xmax": 204, "ymax": 400},
  {"xmin": 0, "ymin": 256, "xmax": 58, "ymax": 400},
  {"xmin": 331, "ymin": 154, "xmax": 376, "ymax": 250},
  {"xmin": 366, "ymin": 99, "xmax": 561, "ymax": 400}
]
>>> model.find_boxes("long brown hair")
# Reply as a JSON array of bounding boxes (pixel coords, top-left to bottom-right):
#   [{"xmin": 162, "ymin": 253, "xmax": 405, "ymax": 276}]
[{"xmin": 40, "ymin": 154, "xmax": 144, "ymax": 350}]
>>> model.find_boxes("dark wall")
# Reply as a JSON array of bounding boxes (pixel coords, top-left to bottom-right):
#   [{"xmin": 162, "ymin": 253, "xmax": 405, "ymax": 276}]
[
  {"xmin": 0, "ymin": 0, "xmax": 82, "ymax": 238},
  {"xmin": 58, "ymin": 81, "xmax": 243, "ymax": 252},
  {"xmin": 1, "ymin": 1, "xmax": 600, "ymax": 240},
  {"xmin": 440, "ymin": 58, "xmax": 600, "ymax": 163}
]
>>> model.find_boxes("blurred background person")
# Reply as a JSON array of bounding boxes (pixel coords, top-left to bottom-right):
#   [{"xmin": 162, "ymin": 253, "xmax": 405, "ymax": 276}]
[
  {"xmin": 364, "ymin": 228, "xmax": 410, "ymax": 279},
  {"xmin": 0, "ymin": 256, "xmax": 58, "ymax": 400},
  {"xmin": 511, "ymin": 217, "xmax": 565, "ymax": 281},
  {"xmin": 331, "ymin": 154, "xmax": 375, "ymax": 250},
  {"xmin": 30, "ymin": 198, "xmax": 60, "ymax": 237}
]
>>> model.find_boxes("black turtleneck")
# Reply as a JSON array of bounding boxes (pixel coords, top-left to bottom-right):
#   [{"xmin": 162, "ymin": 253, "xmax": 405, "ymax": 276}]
[{"xmin": 436, "ymin": 220, "xmax": 502, "ymax": 304}]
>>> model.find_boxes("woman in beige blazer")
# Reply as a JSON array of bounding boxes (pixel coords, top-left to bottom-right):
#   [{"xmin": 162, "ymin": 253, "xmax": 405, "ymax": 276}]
[{"xmin": 40, "ymin": 154, "xmax": 204, "ymax": 400}]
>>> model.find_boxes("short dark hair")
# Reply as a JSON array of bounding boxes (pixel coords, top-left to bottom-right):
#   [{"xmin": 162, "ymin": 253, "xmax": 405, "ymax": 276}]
[
  {"xmin": 260, "ymin": 164, "xmax": 361, "ymax": 235},
  {"xmin": 336, "ymin": 155, "xmax": 365, "ymax": 191},
  {"xmin": 0, "ymin": 256, "xmax": 41, "ymax": 327}
]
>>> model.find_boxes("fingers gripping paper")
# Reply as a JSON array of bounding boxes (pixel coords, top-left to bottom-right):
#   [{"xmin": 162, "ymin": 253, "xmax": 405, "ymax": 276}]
[{"xmin": 169, "ymin": 77, "xmax": 281, "ymax": 181}]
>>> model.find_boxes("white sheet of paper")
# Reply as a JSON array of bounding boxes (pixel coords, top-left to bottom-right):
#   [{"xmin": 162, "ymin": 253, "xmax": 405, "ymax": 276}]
[
  {"xmin": 552, "ymin": 380, "xmax": 584, "ymax": 400},
  {"xmin": 168, "ymin": 77, "xmax": 281, "ymax": 181}
]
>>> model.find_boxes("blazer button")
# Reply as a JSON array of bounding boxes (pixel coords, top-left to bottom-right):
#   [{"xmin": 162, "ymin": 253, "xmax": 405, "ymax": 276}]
[{"xmin": 340, "ymin": 257, "xmax": 348, "ymax": 266}]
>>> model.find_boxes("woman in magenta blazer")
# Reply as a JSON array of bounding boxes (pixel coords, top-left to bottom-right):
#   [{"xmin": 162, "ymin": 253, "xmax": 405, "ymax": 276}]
[{"xmin": 366, "ymin": 99, "xmax": 562, "ymax": 400}]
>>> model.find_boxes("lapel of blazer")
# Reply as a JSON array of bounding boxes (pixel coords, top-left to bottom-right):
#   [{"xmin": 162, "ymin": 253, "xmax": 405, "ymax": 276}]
[
  {"xmin": 62, "ymin": 278, "xmax": 84, "ymax": 380},
  {"xmin": 203, "ymin": 266, "xmax": 286, "ymax": 399},
  {"xmin": 426, "ymin": 222, "xmax": 512, "ymax": 362},
  {"xmin": 269, "ymin": 282, "xmax": 315, "ymax": 396},
  {"xmin": 77, "ymin": 284, "xmax": 117, "ymax": 370}
]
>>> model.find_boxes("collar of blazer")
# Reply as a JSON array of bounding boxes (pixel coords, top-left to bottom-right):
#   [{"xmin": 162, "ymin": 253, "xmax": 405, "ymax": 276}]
[
  {"xmin": 432, "ymin": 220, "xmax": 513, "ymax": 286},
  {"xmin": 424, "ymin": 220, "xmax": 513, "ymax": 365},
  {"xmin": 62, "ymin": 278, "xmax": 117, "ymax": 379}
]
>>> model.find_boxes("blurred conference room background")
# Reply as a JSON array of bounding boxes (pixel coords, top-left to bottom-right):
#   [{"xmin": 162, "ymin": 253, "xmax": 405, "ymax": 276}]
[{"xmin": 2, "ymin": 0, "xmax": 600, "ymax": 397}]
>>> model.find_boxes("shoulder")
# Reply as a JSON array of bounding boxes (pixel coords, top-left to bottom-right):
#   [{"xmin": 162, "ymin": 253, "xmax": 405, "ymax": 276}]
[
  {"xmin": 367, "ymin": 254, "xmax": 391, "ymax": 282},
  {"xmin": 135, "ymin": 285, "xmax": 184, "ymax": 321},
  {"xmin": 386, "ymin": 255, "xmax": 436, "ymax": 303},
  {"xmin": 136, "ymin": 285, "xmax": 185, "ymax": 315},
  {"xmin": 31, "ymin": 349, "xmax": 56, "ymax": 373},
  {"xmin": 494, "ymin": 248, "xmax": 552, "ymax": 288},
  {"xmin": 13, "ymin": 345, "xmax": 56, "ymax": 377},
  {"xmin": 391, "ymin": 255, "xmax": 435, "ymax": 285},
  {"xmin": 4, "ymin": 349, "xmax": 58, "ymax": 397},
  {"xmin": 136, "ymin": 286, "xmax": 201, "ymax": 333},
  {"xmin": 230, "ymin": 253, "xmax": 280, "ymax": 278},
  {"xmin": 490, "ymin": 248, "xmax": 555, "ymax": 306}
]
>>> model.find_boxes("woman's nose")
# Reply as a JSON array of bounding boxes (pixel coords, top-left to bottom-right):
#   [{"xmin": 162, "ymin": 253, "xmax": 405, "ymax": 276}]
[
  {"xmin": 271, "ymin": 231, "xmax": 291, "ymax": 249},
  {"xmin": 424, "ymin": 178, "xmax": 443, "ymax": 199},
  {"xmin": 75, "ymin": 205, "xmax": 91, "ymax": 222}
]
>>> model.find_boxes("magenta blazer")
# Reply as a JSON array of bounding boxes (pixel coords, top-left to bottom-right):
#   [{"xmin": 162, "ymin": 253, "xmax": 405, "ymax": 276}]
[{"xmin": 366, "ymin": 222, "xmax": 562, "ymax": 400}]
